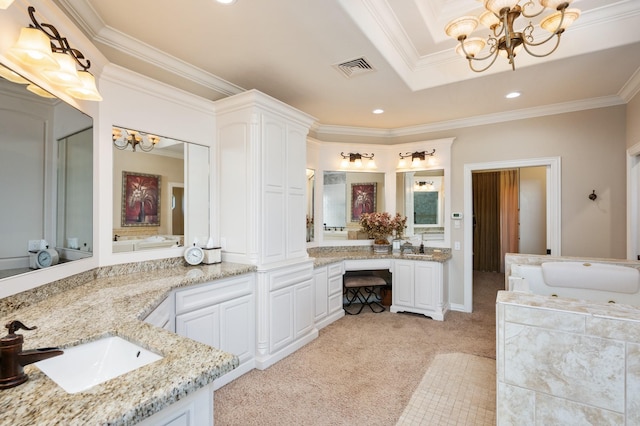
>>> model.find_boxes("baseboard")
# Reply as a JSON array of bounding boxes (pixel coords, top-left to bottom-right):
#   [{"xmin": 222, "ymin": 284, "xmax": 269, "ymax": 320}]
[
  {"xmin": 449, "ymin": 303, "xmax": 468, "ymax": 312},
  {"xmin": 316, "ymin": 309, "xmax": 345, "ymax": 331},
  {"xmin": 254, "ymin": 329, "xmax": 319, "ymax": 370},
  {"xmin": 213, "ymin": 359, "xmax": 256, "ymax": 390}
]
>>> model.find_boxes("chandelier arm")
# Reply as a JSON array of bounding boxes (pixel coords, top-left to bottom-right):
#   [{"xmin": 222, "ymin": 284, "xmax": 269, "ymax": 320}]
[
  {"xmin": 521, "ymin": 33, "xmax": 562, "ymax": 57},
  {"xmin": 520, "ymin": 0, "xmax": 546, "ymax": 19},
  {"xmin": 457, "ymin": 37, "xmax": 499, "ymax": 62},
  {"xmin": 468, "ymin": 49, "xmax": 501, "ymax": 73}
]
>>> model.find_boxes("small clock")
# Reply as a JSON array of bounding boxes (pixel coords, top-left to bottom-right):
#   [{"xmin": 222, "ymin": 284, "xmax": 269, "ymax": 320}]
[
  {"xmin": 183, "ymin": 244, "xmax": 204, "ymax": 266},
  {"xmin": 35, "ymin": 248, "xmax": 59, "ymax": 269}
]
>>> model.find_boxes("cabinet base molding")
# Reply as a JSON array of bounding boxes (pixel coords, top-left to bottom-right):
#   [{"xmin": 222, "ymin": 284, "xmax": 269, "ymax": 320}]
[
  {"xmin": 255, "ymin": 328, "xmax": 318, "ymax": 370},
  {"xmin": 316, "ymin": 309, "xmax": 344, "ymax": 331},
  {"xmin": 390, "ymin": 304, "xmax": 448, "ymax": 321},
  {"xmin": 213, "ymin": 359, "xmax": 256, "ymax": 390}
]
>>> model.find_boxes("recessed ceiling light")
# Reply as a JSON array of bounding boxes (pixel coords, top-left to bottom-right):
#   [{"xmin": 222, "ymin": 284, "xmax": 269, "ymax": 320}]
[
  {"xmin": 372, "ymin": 109, "xmax": 384, "ymax": 114},
  {"xmin": 505, "ymin": 91, "xmax": 521, "ymax": 99},
  {"xmin": 216, "ymin": 0, "xmax": 236, "ymax": 4}
]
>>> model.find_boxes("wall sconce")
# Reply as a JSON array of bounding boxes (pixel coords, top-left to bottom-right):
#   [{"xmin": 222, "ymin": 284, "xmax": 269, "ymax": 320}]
[
  {"xmin": 113, "ymin": 127, "xmax": 160, "ymax": 152},
  {"xmin": 5, "ymin": 6, "xmax": 102, "ymax": 101},
  {"xmin": 415, "ymin": 180, "xmax": 435, "ymax": 191},
  {"xmin": 398, "ymin": 149, "xmax": 436, "ymax": 168},
  {"xmin": 0, "ymin": 0, "xmax": 15, "ymax": 9},
  {"xmin": 340, "ymin": 152, "xmax": 376, "ymax": 169},
  {"xmin": 589, "ymin": 190, "xmax": 597, "ymax": 201}
]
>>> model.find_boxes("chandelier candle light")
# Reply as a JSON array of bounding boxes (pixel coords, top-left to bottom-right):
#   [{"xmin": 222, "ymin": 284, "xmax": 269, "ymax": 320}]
[{"xmin": 445, "ymin": 0, "xmax": 580, "ymax": 72}]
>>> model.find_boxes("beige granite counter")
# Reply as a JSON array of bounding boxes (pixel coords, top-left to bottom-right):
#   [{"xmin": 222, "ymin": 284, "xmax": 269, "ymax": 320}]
[
  {"xmin": 0, "ymin": 261, "xmax": 256, "ymax": 426},
  {"xmin": 307, "ymin": 246, "xmax": 452, "ymax": 267}
]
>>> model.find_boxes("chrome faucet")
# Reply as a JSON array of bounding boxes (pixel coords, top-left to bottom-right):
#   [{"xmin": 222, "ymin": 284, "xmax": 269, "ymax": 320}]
[{"xmin": 0, "ymin": 320, "xmax": 63, "ymax": 389}]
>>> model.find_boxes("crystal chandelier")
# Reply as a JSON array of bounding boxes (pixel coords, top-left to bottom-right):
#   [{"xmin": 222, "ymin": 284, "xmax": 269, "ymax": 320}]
[{"xmin": 445, "ymin": 0, "xmax": 580, "ymax": 72}]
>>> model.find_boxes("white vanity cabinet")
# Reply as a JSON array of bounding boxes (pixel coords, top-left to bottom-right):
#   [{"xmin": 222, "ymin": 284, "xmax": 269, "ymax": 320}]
[
  {"xmin": 144, "ymin": 295, "xmax": 175, "ymax": 332},
  {"xmin": 391, "ymin": 259, "xmax": 447, "ymax": 321},
  {"xmin": 255, "ymin": 261, "xmax": 318, "ymax": 369},
  {"xmin": 314, "ymin": 262, "xmax": 345, "ymax": 329},
  {"xmin": 174, "ymin": 274, "xmax": 255, "ymax": 389}
]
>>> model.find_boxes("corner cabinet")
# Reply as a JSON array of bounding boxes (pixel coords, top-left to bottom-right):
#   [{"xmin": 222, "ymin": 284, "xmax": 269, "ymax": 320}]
[
  {"xmin": 174, "ymin": 274, "xmax": 255, "ymax": 390},
  {"xmin": 216, "ymin": 90, "xmax": 316, "ymax": 266},
  {"xmin": 391, "ymin": 259, "xmax": 448, "ymax": 321}
]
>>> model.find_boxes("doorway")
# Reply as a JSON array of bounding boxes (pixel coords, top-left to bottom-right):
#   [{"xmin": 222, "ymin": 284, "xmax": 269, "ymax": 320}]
[
  {"xmin": 463, "ymin": 157, "xmax": 561, "ymax": 312},
  {"xmin": 168, "ymin": 183, "xmax": 184, "ymax": 236}
]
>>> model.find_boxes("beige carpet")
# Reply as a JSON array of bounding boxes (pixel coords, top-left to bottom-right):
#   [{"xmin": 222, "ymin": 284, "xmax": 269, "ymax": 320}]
[{"xmin": 214, "ymin": 271, "xmax": 502, "ymax": 425}]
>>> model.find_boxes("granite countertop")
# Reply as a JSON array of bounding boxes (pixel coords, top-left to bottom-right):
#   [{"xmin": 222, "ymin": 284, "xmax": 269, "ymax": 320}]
[
  {"xmin": 308, "ymin": 247, "xmax": 452, "ymax": 267},
  {"xmin": 0, "ymin": 261, "xmax": 256, "ymax": 426}
]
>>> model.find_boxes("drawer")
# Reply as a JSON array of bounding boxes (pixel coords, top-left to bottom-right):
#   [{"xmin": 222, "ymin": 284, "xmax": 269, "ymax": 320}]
[
  {"xmin": 344, "ymin": 259, "xmax": 391, "ymax": 271},
  {"xmin": 328, "ymin": 292, "xmax": 343, "ymax": 314},
  {"xmin": 175, "ymin": 274, "xmax": 254, "ymax": 315},
  {"xmin": 327, "ymin": 262, "xmax": 344, "ymax": 278},
  {"xmin": 328, "ymin": 274, "xmax": 343, "ymax": 296}
]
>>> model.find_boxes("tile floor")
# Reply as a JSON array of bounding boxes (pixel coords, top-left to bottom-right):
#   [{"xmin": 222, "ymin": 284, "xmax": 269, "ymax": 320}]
[{"xmin": 396, "ymin": 352, "xmax": 496, "ymax": 425}]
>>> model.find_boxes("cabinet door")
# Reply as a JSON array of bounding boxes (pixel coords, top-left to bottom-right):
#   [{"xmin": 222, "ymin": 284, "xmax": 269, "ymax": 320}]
[
  {"xmin": 393, "ymin": 260, "xmax": 414, "ymax": 306},
  {"xmin": 414, "ymin": 262, "xmax": 436, "ymax": 310},
  {"xmin": 176, "ymin": 305, "xmax": 220, "ymax": 348},
  {"xmin": 314, "ymin": 267, "xmax": 329, "ymax": 322},
  {"xmin": 270, "ymin": 286, "xmax": 294, "ymax": 353},
  {"xmin": 294, "ymin": 278, "xmax": 314, "ymax": 339},
  {"xmin": 220, "ymin": 295, "xmax": 255, "ymax": 364}
]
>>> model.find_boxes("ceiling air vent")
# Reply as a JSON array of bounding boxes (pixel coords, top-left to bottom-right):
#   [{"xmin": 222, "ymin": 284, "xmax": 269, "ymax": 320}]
[{"xmin": 333, "ymin": 57, "xmax": 375, "ymax": 79}]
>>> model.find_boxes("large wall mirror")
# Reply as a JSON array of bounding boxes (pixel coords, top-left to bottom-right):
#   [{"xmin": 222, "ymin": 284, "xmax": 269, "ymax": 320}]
[
  {"xmin": 112, "ymin": 126, "xmax": 209, "ymax": 254},
  {"xmin": 322, "ymin": 171, "xmax": 385, "ymax": 241},
  {"xmin": 0, "ymin": 64, "xmax": 93, "ymax": 280},
  {"xmin": 396, "ymin": 169, "xmax": 445, "ymax": 242}
]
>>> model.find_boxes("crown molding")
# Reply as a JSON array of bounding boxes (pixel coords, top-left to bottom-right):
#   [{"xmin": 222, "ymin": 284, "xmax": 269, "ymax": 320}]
[
  {"xmin": 55, "ymin": 0, "xmax": 244, "ymax": 97},
  {"xmin": 314, "ymin": 95, "xmax": 626, "ymax": 141}
]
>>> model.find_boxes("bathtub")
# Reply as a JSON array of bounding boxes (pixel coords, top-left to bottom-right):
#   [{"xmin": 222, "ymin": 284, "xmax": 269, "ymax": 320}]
[
  {"xmin": 112, "ymin": 236, "xmax": 180, "ymax": 253},
  {"xmin": 509, "ymin": 261, "xmax": 640, "ymax": 306}
]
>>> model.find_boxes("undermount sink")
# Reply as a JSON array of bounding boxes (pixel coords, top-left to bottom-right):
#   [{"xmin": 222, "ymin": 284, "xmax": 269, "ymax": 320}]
[{"xmin": 35, "ymin": 336, "xmax": 163, "ymax": 393}]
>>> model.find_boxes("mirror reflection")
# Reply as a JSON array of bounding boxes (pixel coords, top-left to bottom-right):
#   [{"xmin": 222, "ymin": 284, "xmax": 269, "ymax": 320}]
[
  {"xmin": 322, "ymin": 171, "xmax": 385, "ymax": 241},
  {"xmin": 0, "ymin": 65, "xmax": 93, "ymax": 279},
  {"xmin": 396, "ymin": 170, "xmax": 445, "ymax": 241},
  {"xmin": 306, "ymin": 169, "xmax": 315, "ymax": 242},
  {"xmin": 112, "ymin": 126, "xmax": 209, "ymax": 253}
]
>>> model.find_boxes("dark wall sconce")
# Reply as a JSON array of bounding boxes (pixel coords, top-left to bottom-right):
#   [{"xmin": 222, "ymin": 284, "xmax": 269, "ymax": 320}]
[
  {"xmin": 340, "ymin": 152, "xmax": 375, "ymax": 168},
  {"xmin": 398, "ymin": 149, "xmax": 436, "ymax": 168},
  {"xmin": 589, "ymin": 190, "xmax": 597, "ymax": 201}
]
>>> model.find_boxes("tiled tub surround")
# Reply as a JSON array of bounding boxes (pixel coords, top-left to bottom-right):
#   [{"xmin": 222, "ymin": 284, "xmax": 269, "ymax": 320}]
[
  {"xmin": 497, "ymin": 290, "xmax": 640, "ymax": 425},
  {"xmin": 0, "ymin": 260, "xmax": 255, "ymax": 425}
]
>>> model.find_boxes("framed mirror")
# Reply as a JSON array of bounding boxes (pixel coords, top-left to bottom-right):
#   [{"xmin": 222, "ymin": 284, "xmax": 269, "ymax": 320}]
[
  {"xmin": 306, "ymin": 169, "xmax": 315, "ymax": 243},
  {"xmin": 0, "ymin": 64, "xmax": 93, "ymax": 280},
  {"xmin": 112, "ymin": 126, "xmax": 209, "ymax": 253},
  {"xmin": 396, "ymin": 169, "xmax": 445, "ymax": 242},
  {"xmin": 322, "ymin": 171, "xmax": 385, "ymax": 241}
]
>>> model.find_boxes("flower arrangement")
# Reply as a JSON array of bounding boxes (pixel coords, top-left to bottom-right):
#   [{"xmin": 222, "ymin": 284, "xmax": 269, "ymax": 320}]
[{"xmin": 359, "ymin": 212, "xmax": 407, "ymax": 244}]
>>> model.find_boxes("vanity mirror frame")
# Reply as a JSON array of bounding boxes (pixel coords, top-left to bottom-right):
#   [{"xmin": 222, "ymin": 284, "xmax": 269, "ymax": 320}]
[
  {"xmin": 98, "ymin": 65, "xmax": 217, "ymax": 267},
  {"xmin": 309, "ymin": 139, "xmax": 453, "ymax": 248}
]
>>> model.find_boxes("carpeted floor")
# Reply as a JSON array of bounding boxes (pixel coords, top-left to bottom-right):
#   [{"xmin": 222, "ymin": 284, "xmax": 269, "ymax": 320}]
[{"xmin": 214, "ymin": 271, "xmax": 503, "ymax": 425}]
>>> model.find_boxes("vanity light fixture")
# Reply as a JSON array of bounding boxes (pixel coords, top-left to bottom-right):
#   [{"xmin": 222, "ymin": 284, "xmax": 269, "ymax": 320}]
[
  {"xmin": 112, "ymin": 127, "xmax": 160, "ymax": 152},
  {"xmin": 398, "ymin": 149, "xmax": 436, "ymax": 168},
  {"xmin": 415, "ymin": 180, "xmax": 435, "ymax": 191},
  {"xmin": 340, "ymin": 152, "xmax": 375, "ymax": 169},
  {"xmin": 6, "ymin": 6, "xmax": 102, "ymax": 101},
  {"xmin": 445, "ymin": 0, "xmax": 580, "ymax": 72}
]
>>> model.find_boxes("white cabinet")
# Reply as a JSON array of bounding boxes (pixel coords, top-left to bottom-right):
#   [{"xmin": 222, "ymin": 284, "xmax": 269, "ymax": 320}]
[
  {"xmin": 391, "ymin": 259, "xmax": 447, "ymax": 321},
  {"xmin": 256, "ymin": 261, "xmax": 318, "ymax": 369},
  {"xmin": 314, "ymin": 262, "xmax": 345, "ymax": 330},
  {"xmin": 174, "ymin": 274, "xmax": 255, "ymax": 389},
  {"xmin": 216, "ymin": 90, "xmax": 315, "ymax": 266},
  {"xmin": 144, "ymin": 295, "xmax": 174, "ymax": 332},
  {"xmin": 137, "ymin": 383, "xmax": 214, "ymax": 426}
]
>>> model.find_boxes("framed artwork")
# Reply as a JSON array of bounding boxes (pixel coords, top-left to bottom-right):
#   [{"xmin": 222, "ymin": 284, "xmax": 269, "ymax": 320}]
[
  {"xmin": 351, "ymin": 182, "xmax": 376, "ymax": 221},
  {"xmin": 122, "ymin": 171, "xmax": 160, "ymax": 227}
]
